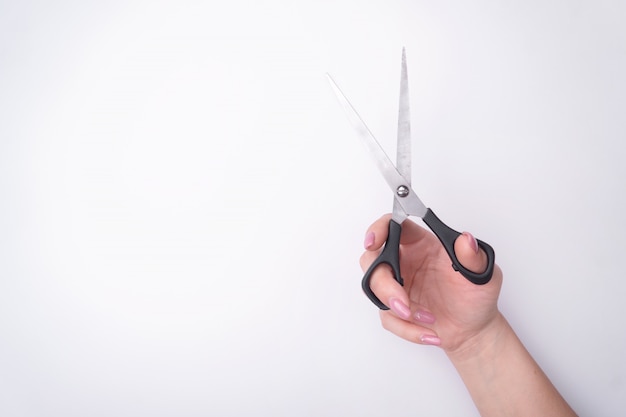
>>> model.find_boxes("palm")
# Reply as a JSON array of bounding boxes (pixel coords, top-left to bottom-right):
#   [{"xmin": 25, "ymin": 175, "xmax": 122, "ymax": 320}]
[{"xmin": 400, "ymin": 231, "xmax": 503, "ymax": 351}]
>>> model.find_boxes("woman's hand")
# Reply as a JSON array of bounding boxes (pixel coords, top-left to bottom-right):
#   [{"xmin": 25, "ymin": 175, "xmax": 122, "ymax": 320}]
[
  {"xmin": 359, "ymin": 214, "xmax": 503, "ymax": 353},
  {"xmin": 361, "ymin": 215, "xmax": 577, "ymax": 416}
]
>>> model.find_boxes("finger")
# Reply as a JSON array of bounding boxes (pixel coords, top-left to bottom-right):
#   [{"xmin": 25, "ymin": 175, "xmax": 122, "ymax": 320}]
[
  {"xmin": 364, "ymin": 215, "xmax": 432, "ymax": 250},
  {"xmin": 359, "ymin": 251, "xmax": 411, "ymax": 319},
  {"xmin": 363, "ymin": 214, "xmax": 392, "ymax": 250},
  {"xmin": 398, "ymin": 217, "xmax": 436, "ymax": 245},
  {"xmin": 380, "ymin": 310, "xmax": 441, "ymax": 346},
  {"xmin": 453, "ymin": 231, "xmax": 488, "ymax": 274}
]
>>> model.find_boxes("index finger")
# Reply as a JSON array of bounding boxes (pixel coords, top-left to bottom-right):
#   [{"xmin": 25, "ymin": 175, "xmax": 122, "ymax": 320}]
[{"xmin": 364, "ymin": 214, "xmax": 433, "ymax": 251}]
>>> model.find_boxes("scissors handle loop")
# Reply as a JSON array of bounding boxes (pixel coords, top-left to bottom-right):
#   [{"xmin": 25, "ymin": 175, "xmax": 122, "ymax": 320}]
[
  {"xmin": 361, "ymin": 220, "xmax": 404, "ymax": 310},
  {"xmin": 361, "ymin": 213, "xmax": 496, "ymax": 310},
  {"xmin": 423, "ymin": 209, "xmax": 495, "ymax": 285}
]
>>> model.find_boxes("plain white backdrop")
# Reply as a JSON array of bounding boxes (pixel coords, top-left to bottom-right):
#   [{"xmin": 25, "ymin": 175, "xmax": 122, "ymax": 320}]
[{"xmin": 1, "ymin": 0, "xmax": 625, "ymax": 415}]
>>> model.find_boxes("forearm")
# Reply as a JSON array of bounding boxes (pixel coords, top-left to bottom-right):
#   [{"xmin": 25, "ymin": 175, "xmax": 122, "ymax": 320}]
[{"xmin": 446, "ymin": 313, "xmax": 577, "ymax": 417}]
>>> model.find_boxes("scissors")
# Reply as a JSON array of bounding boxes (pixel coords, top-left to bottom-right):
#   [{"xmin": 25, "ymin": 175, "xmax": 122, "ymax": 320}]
[{"xmin": 327, "ymin": 49, "xmax": 496, "ymax": 310}]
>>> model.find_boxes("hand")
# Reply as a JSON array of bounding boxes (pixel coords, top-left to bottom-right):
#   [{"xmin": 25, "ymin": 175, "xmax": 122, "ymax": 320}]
[{"xmin": 360, "ymin": 214, "xmax": 503, "ymax": 352}]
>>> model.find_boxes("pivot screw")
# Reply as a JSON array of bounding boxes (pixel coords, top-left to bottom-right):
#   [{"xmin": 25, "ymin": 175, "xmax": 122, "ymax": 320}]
[{"xmin": 397, "ymin": 185, "xmax": 409, "ymax": 198}]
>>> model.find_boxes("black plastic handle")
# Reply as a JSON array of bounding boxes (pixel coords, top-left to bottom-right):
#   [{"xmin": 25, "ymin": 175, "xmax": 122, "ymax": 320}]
[
  {"xmin": 361, "ymin": 219, "xmax": 404, "ymax": 310},
  {"xmin": 422, "ymin": 208, "xmax": 495, "ymax": 285},
  {"xmin": 361, "ymin": 212, "xmax": 495, "ymax": 310}
]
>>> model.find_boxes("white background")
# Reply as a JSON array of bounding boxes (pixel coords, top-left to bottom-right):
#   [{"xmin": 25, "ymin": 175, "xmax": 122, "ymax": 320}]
[{"xmin": 1, "ymin": 0, "xmax": 625, "ymax": 415}]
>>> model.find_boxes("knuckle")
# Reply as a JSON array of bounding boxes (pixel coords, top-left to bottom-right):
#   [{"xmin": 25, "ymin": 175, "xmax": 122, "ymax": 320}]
[
  {"xmin": 359, "ymin": 252, "xmax": 370, "ymax": 270},
  {"xmin": 409, "ymin": 331, "xmax": 424, "ymax": 345},
  {"xmin": 379, "ymin": 311, "xmax": 393, "ymax": 331}
]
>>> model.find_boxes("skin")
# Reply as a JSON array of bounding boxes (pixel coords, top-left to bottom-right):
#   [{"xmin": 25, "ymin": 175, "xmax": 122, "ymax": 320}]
[{"xmin": 360, "ymin": 214, "xmax": 577, "ymax": 417}]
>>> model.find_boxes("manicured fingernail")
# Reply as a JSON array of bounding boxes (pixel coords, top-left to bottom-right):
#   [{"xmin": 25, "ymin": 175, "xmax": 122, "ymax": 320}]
[
  {"xmin": 420, "ymin": 334, "xmax": 441, "ymax": 346},
  {"xmin": 414, "ymin": 310, "xmax": 436, "ymax": 324},
  {"xmin": 463, "ymin": 232, "xmax": 479, "ymax": 254},
  {"xmin": 364, "ymin": 231, "xmax": 375, "ymax": 249},
  {"xmin": 389, "ymin": 297, "xmax": 411, "ymax": 320}
]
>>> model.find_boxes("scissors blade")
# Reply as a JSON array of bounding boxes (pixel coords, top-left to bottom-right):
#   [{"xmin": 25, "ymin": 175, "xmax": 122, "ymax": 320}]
[
  {"xmin": 393, "ymin": 48, "xmax": 412, "ymax": 223},
  {"xmin": 326, "ymin": 73, "xmax": 428, "ymax": 219},
  {"xmin": 396, "ymin": 48, "xmax": 411, "ymax": 182}
]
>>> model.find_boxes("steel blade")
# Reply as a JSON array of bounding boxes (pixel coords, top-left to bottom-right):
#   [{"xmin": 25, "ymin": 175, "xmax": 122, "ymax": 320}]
[
  {"xmin": 392, "ymin": 48, "xmax": 412, "ymax": 223},
  {"xmin": 326, "ymin": 73, "xmax": 427, "ymax": 219},
  {"xmin": 396, "ymin": 47, "xmax": 411, "ymax": 184}
]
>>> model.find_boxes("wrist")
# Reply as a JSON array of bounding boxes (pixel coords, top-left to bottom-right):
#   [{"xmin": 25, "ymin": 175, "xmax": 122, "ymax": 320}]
[
  {"xmin": 442, "ymin": 312, "xmax": 577, "ymax": 416},
  {"xmin": 444, "ymin": 311, "xmax": 510, "ymax": 364}
]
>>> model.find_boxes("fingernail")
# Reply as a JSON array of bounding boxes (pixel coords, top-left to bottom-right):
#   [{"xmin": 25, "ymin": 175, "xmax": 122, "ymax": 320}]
[
  {"xmin": 463, "ymin": 232, "xmax": 479, "ymax": 254},
  {"xmin": 364, "ymin": 231, "xmax": 375, "ymax": 249},
  {"xmin": 414, "ymin": 310, "xmax": 436, "ymax": 324},
  {"xmin": 420, "ymin": 334, "xmax": 441, "ymax": 346},
  {"xmin": 389, "ymin": 297, "xmax": 411, "ymax": 320}
]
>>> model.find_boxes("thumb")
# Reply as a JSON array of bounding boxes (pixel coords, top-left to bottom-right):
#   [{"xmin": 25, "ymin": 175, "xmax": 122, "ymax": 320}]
[
  {"xmin": 360, "ymin": 249, "xmax": 412, "ymax": 320},
  {"xmin": 453, "ymin": 232, "xmax": 488, "ymax": 274}
]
